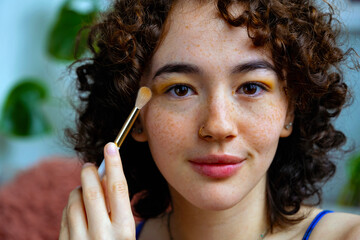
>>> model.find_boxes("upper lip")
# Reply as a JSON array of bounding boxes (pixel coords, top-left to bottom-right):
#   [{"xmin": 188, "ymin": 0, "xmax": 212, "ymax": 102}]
[{"xmin": 189, "ymin": 154, "xmax": 246, "ymax": 164}]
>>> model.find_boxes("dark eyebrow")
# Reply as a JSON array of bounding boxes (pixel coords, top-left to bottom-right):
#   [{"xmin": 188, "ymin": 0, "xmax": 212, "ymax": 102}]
[
  {"xmin": 231, "ymin": 60, "xmax": 277, "ymax": 75},
  {"xmin": 152, "ymin": 63, "xmax": 201, "ymax": 80},
  {"xmin": 152, "ymin": 60, "xmax": 277, "ymax": 80}
]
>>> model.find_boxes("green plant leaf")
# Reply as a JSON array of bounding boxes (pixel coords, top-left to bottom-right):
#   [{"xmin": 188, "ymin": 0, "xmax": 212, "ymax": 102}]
[
  {"xmin": 47, "ymin": 0, "xmax": 98, "ymax": 61},
  {"xmin": 0, "ymin": 79, "xmax": 51, "ymax": 137},
  {"xmin": 338, "ymin": 152, "xmax": 360, "ymax": 206}
]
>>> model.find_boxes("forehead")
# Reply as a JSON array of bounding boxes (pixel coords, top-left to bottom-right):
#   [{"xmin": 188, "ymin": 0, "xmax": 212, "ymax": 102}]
[{"xmin": 146, "ymin": 1, "xmax": 273, "ymax": 79}]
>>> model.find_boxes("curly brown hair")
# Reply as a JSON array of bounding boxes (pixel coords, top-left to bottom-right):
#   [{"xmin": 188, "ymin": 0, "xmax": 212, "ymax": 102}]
[{"xmin": 67, "ymin": 0, "xmax": 358, "ymax": 230}]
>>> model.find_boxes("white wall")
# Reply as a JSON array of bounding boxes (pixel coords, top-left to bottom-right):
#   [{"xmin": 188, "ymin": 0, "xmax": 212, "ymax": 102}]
[{"xmin": 0, "ymin": 0, "xmax": 76, "ymax": 182}]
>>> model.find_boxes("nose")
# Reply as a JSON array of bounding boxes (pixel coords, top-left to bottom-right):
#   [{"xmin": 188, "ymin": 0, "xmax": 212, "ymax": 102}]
[{"xmin": 199, "ymin": 93, "xmax": 238, "ymax": 142}]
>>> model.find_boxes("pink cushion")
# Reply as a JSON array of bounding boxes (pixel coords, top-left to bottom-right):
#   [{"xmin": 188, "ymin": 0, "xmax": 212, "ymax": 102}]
[{"xmin": 0, "ymin": 157, "xmax": 81, "ymax": 240}]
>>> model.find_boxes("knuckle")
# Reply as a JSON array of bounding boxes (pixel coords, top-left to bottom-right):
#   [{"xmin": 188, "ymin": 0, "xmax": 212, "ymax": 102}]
[
  {"xmin": 110, "ymin": 180, "xmax": 128, "ymax": 195},
  {"xmin": 66, "ymin": 200, "xmax": 79, "ymax": 217},
  {"xmin": 66, "ymin": 188, "xmax": 82, "ymax": 214},
  {"xmin": 84, "ymin": 186, "xmax": 103, "ymax": 201},
  {"xmin": 109, "ymin": 160, "xmax": 123, "ymax": 169}
]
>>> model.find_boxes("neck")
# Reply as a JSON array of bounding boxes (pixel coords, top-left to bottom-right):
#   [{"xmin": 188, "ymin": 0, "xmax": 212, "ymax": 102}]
[{"xmin": 168, "ymin": 176, "xmax": 269, "ymax": 240}]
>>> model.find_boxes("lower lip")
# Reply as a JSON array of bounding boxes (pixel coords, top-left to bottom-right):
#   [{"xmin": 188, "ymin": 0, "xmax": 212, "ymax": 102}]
[{"xmin": 190, "ymin": 162, "xmax": 245, "ymax": 178}]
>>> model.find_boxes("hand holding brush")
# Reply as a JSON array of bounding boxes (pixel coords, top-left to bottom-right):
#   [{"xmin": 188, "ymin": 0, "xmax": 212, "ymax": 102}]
[
  {"xmin": 98, "ymin": 86, "xmax": 152, "ymax": 179},
  {"xmin": 59, "ymin": 86, "xmax": 151, "ymax": 240}
]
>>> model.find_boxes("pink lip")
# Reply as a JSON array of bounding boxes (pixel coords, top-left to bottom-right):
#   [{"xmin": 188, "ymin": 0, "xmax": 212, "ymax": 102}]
[{"xmin": 189, "ymin": 155, "xmax": 246, "ymax": 178}]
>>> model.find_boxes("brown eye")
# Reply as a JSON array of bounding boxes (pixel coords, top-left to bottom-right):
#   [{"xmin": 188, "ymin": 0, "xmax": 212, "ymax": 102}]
[
  {"xmin": 237, "ymin": 82, "xmax": 266, "ymax": 97},
  {"xmin": 174, "ymin": 85, "xmax": 189, "ymax": 96},
  {"xmin": 167, "ymin": 84, "xmax": 194, "ymax": 98},
  {"xmin": 242, "ymin": 84, "xmax": 258, "ymax": 95}
]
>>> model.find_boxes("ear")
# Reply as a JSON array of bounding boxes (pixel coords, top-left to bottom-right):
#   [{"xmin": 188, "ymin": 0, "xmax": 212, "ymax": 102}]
[
  {"xmin": 280, "ymin": 102, "xmax": 295, "ymax": 138},
  {"xmin": 130, "ymin": 119, "xmax": 148, "ymax": 142}
]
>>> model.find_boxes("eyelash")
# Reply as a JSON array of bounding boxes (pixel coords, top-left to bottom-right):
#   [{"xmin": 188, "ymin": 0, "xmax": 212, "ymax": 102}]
[
  {"xmin": 236, "ymin": 82, "xmax": 268, "ymax": 97},
  {"xmin": 165, "ymin": 84, "xmax": 196, "ymax": 98},
  {"xmin": 164, "ymin": 82, "xmax": 268, "ymax": 98}
]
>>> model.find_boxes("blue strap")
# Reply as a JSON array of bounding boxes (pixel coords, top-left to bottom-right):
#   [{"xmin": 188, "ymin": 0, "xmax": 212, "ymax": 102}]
[
  {"xmin": 302, "ymin": 210, "xmax": 333, "ymax": 240},
  {"xmin": 136, "ymin": 221, "xmax": 146, "ymax": 240}
]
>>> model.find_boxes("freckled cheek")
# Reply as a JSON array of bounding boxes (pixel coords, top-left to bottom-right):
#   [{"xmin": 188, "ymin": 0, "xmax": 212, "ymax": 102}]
[
  {"xmin": 143, "ymin": 105, "xmax": 194, "ymax": 163},
  {"xmin": 241, "ymin": 105, "xmax": 286, "ymax": 151}
]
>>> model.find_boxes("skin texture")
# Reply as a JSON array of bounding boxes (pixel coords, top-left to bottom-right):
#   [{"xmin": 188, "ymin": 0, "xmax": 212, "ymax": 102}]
[
  {"xmin": 132, "ymin": 1, "xmax": 293, "ymax": 239},
  {"xmin": 59, "ymin": 1, "xmax": 360, "ymax": 240},
  {"xmin": 138, "ymin": 1, "xmax": 291, "ymax": 211}
]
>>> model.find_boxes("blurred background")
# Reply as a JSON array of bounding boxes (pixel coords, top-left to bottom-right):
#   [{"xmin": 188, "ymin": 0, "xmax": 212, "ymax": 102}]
[
  {"xmin": 0, "ymin": 0, "xmax": 110, "ymax": 182},
  {"xmin": 0, "ymin": 0, "xmax": 359, "ymax": 214}
]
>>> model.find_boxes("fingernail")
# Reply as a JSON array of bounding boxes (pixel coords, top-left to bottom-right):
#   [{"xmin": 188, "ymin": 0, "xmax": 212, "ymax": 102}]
[
  {"xmin": 106, "ymin": 143, "xmax": 118, "ymax": 156},
  {"xmin": 82, "ymin": 162, "xmax": 93, "ymax": 169}
]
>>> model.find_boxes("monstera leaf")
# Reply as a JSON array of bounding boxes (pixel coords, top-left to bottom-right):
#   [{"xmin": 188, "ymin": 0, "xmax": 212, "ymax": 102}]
[
  {"xmin": 0, "ymin": 79, "xmax": 51, "ymax": 137},
  {"xmin": 47, "ymin": 0, "xmax": 98, "ymax": 60}
]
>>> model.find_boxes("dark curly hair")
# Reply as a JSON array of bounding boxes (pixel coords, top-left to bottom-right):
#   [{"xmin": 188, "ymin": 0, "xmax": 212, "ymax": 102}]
[{"xmin": 67, "ymin": 0, "xmax": 358, "ymax": 231}]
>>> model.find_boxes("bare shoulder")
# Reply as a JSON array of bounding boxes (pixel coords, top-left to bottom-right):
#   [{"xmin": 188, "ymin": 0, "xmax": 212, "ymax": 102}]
[
  {"xmin": 331, "ymin": 212, "xmax": 360, "ymax": 240},
  {"xmin": 309, "ymin": 211, "xmax": 360, "ymax": 240}
]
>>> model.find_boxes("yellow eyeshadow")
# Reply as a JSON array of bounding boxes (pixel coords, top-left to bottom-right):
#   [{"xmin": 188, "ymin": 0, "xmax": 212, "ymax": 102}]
[
  {"xmin": 153, "ymin": 77, "xmax": 192, "ymax": 94},
  {"xmin": 153, "ymin": 82, "xmax": 171, "ymax": 94},
  {"xmin": 258, "ymin": 79, "xmax": 275, "ymax": 89}
]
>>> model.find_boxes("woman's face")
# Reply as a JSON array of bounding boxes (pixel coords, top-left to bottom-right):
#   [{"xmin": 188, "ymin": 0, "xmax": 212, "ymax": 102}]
[{"xmin": 133, "ymin": 1, "xmax": 293, "ymax": 210}]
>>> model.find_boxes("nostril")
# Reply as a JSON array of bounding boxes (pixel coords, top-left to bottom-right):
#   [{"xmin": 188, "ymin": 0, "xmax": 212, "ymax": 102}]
[
  {"xmin": 225, "ymin": 134, "xmax": 236, "ymax": 140},
  {"xmin": 198, "ymin": 123, "xmax": 237, "ymax": 141},
  {"xmin": 199, "ymin": 126, "xmax": 212, "ymax": 139}
]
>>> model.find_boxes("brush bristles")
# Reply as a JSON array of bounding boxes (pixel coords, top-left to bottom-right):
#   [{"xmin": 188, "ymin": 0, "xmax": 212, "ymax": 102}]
[{"xmin": 135, "ymin": 86, "xmax": 152, "ymax": 109}]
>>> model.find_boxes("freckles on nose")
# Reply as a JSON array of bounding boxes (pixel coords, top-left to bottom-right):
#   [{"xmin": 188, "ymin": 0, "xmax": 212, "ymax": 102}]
[{"xmin": 204, "ymin": 97, "xmax": 238, "ymax": 135}]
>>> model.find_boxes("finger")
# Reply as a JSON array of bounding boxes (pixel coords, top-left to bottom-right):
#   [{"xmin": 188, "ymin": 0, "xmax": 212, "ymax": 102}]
[
  {"xmin": 59, "ymin": 207, "xmax": 70, "ymax": 240},
  {"xmin": 81, "ymin": 163, "xmax": 110, "ymax": 231},
  {"xmin": 104, "ymin": 143, "xmax": 133, "ymax": 224},
  {"xmin": 101, "ymin": 176, "xmax": 111, "ymax": 213},
  {"xmin": 66, "ymin": 187, "xmax": 88, "ymax": 239}
]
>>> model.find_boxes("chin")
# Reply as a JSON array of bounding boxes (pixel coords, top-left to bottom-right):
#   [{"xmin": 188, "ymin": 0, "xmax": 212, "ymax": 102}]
[
  {"xmin": 198, "ymin": 202, "xmax": 239, "ymax": 211},
  {"xmin": 191, "ymin": 196, "xmax": 242, "ymax": 212},
  {"xmin": 185, "ymin": 186, "xmax": 246, "ymax": 211}
]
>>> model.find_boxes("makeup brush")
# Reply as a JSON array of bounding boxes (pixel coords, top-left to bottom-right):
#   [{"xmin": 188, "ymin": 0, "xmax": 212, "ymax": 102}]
[{"xmin": 97, "ymin": 86, "xmax": 152, "ymax": 179}]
